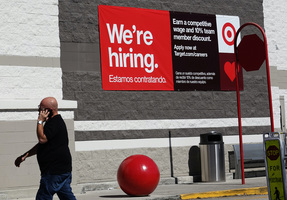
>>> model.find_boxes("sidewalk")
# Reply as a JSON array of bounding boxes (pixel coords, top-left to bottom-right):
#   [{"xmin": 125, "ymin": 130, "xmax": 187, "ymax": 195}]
[
  {"xmin": 75, "ymin": 176, "xmax": 268, "ymax": 200},
  {"xmin": 6, "ymin": 176, "xmax": 268, "ymax": 200}
]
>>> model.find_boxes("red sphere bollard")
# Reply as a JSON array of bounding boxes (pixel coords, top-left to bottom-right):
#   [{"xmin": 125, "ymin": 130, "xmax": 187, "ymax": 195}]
[{"xmin": 117, "ymin": 154, "xmax": 160, "ymax": 196}]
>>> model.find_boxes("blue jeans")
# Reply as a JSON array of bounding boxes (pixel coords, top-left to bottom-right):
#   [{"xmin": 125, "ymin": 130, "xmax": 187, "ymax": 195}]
[{"xmin": 36, "ymin": 172, "xmax": 76, "ymax": 200}]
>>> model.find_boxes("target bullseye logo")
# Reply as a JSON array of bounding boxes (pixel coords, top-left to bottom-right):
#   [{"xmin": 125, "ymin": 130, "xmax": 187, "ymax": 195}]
[{"xmin": 222, "ymin": 22, "xmax": 236, "ymax": 46}]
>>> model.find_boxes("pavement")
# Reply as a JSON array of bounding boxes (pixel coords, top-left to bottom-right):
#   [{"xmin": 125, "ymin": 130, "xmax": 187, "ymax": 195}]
[
  {"xmin": 74, "ymin": 176, "xmax": 268, "ymax": 200},
  {"xmin": 4, "ymin": 176, "xmax": 268, "ymax": 200}
]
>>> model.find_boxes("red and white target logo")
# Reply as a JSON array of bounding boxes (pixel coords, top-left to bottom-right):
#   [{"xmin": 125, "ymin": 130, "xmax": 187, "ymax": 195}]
[
  {"xmin": 216, "ymin": 15, "xmax": 239, "ymax": 53},
  {"xmin": 222, "ymin": 22, "xmax": 236, "ymax": 46}
]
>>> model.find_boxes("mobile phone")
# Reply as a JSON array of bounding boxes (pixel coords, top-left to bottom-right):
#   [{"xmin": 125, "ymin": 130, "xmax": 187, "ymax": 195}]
[{"xmin": 47, "ymin": 109, "xmax": 53, "ymax": 118}]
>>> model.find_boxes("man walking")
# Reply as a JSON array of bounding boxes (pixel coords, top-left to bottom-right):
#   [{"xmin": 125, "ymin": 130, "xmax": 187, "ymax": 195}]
[{"xmin": 15, "ymin": 97, "xmax": 76, "ymax": 200}]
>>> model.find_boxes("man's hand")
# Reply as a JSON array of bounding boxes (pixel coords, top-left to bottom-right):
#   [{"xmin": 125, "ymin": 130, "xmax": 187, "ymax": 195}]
[
  {"xmin": 37, "ymin": 110, "xmax": 48, "ymax": 144},
  {"xmin": 14, "ymin": 153, "xmax": 28, "ymax": 167},
  {"xmin": 38, "ymin": 109, "xmax": 50, "ymax": 122}
]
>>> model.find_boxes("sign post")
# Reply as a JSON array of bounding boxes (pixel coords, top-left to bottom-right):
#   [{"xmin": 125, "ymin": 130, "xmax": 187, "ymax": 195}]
[
  {"xmin": 264, "ymin": 132, "xmax": 287, "ymax": 200},
  {"xmin": 234, "ymin": 22, "xmax": 275, "ymax": 184}
]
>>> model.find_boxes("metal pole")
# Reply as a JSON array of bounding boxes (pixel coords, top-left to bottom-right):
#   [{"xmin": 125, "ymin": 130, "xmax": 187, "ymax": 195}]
[
  {"xmin": 234, "ymin": 25, "xmax": 245, "ymax": 185},
  {"xmin": 234, "ymin": 22, "xmax": 275, "ymax": 184},
  {"xmin": 169, "ymin": 131, "xmax": 174, "ymax": 178},
  {"xmin": 235, "ymin": 57, "xmax": 245, "ymax": 184}
]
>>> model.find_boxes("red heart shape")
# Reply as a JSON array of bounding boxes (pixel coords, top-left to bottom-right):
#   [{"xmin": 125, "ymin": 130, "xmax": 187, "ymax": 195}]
[{"xmin": 224, "ymin": 61, "xmax": 236, "ymax": 82}]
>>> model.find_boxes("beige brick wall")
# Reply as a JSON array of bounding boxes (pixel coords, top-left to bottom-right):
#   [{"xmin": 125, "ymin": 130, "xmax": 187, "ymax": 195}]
[
  {"xmin": 74, "ymin": 144, "xmax": 234, "ymax": 184},
  {"xmin": 75, "ymin": 147, "xmax": 172, "ymax": 184}
]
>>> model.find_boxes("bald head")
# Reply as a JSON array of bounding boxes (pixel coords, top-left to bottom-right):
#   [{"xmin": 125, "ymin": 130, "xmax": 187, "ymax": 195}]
[{"xmin": 39, "ymin": 97, "xmax": 58, "ymax": 117}]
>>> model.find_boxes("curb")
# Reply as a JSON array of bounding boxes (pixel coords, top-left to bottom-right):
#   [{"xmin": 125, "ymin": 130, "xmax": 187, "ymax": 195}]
[{"xmin": 180, "ymin": 186, "xmax": 268, "ymax": 199}]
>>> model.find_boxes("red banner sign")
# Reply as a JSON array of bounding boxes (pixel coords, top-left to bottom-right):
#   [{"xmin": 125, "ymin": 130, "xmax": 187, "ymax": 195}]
[{"xmin": 98, "ymin": 5, "xmax": 243, "ymax": 91}]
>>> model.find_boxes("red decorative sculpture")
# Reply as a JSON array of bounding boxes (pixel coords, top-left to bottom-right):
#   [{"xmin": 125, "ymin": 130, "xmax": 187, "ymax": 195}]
[{"xmin": 117, "ymin": 154, "xmax": 160, "ymax": 196}]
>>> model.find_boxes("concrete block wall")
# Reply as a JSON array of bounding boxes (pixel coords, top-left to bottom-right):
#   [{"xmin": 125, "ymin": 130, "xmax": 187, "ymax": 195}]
[
  {"xmin": 264, "ymin": 0, "xmax": 287, "ymax": 71},
  {"xmin": 59, "ymin": 0, "xmax": 275, "ymax": 184},
  {"xmin": 0, "ymin": 0, "xmax": 63, "ymax": 193},
  {"xmin": 75, "ymin": 147, "xmax": 172, "ymax": 183},
  {"xmin": 0, "ymin": 121, "xmax": 40, "ymax": 189},
  {"xmin": 264, "ymin": 0, "xmax": 287, "ymax": 132},
  {"xmin": 0, "ymin": 1, "xmax": 60, "ymax": 58},
  {"xmin": 0, "ymin": 1, "xmax": 77, "ymax": 198},
  {"xmin": 0, "ymin": 0, "xmax": 63, "ymax": 100},
  {"xmin": 0, "ymin": 118, "xmax": 75, "ymax": 188}
]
